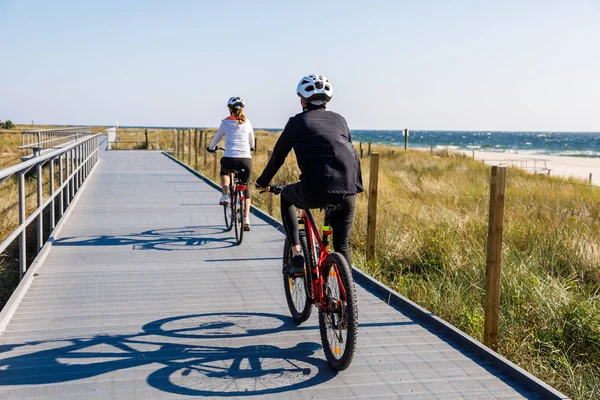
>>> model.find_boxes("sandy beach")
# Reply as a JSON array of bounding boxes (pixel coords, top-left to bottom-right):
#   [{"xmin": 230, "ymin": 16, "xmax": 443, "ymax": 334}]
[{"xmin": 459, "ymin": 150, "xmax": 600, "ymax": 185}]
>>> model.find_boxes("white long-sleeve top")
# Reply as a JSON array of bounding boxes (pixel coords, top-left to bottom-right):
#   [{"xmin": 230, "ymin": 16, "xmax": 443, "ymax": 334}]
[{"xmin": 208, "ymin": 118, "xmax": 255, "ymax": 159}]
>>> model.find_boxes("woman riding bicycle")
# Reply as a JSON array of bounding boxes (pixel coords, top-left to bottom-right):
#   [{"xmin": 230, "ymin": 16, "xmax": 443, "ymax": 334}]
[
  {"xmin": 208, "ymin": 96, "xmax": 255, "ymax": 231},
  {"xmin": 256, "ymin": 74, "xmax": 363, "ymax": 275}
]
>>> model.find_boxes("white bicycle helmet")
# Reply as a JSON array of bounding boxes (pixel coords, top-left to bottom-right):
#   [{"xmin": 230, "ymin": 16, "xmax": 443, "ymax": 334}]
[
  {"xmin": 296, "ymin": 74, "xmax": 333, "ymax": 105},
  {"xmin": 227, "ymin": 96, "xmax": 245, "ymax": 110}
]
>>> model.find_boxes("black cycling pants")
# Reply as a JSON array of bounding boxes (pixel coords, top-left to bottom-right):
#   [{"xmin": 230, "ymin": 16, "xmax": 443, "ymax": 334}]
[
  {"xmin": 281, "ymin": 182, "xmax": 356, "ymax": 266},
  {"xmin": 220, "ymin": 157, "xmax": 252, "ymax": 199}
]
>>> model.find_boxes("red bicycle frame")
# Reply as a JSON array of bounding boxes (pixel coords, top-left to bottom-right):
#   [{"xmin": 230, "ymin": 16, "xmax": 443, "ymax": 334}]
[
  {"xmin": 301, "ymin": 209, "xmax": 348, "ymax": 312},
  {"xmin": 228, "ymin": 173, "xmax": 247, "ymax": 203}
]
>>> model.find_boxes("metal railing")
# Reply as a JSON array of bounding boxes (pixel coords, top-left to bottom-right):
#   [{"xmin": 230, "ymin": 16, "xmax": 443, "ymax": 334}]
[
  {"xmin": 106, "ymin": 129, "xmax": 161, "ymax": 150},
  {"xmin": 0, "ymin": 134, "xmax": 101, "ymax": 279},
  {"xmin": 20, "ymin": 127, "xmax": 92, "ymax": 159}
]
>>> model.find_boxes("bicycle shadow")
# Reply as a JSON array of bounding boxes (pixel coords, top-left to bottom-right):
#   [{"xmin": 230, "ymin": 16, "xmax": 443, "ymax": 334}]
[
  {"xmin": 54, "ymin": 226, "xmax": 236, "ymax": 251},
  {"xmin": 0, "ymin": 313, "xmax": 335, "ymax": 397}
]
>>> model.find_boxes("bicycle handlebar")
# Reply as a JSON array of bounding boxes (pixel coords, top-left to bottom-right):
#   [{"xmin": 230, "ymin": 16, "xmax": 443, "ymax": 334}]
[{"xmin": 267, "ymin": 184, "xmax": 284, "ymax": 195}]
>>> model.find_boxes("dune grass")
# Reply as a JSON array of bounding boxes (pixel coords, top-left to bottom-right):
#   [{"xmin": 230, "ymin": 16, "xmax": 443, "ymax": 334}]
[
  {"xmin": 1, "ymin": 126, "xmax": 598, "ymax": 398},
  {"xmin": 177, "ymin": 129, "xmax": 599, "ymax": 399}
]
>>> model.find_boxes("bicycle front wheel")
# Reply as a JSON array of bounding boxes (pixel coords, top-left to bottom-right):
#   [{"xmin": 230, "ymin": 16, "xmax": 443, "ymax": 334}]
[
  {"xmin": 318, "ymin": 252, "xmax": 358, "ymax": 371},
  {"xmin": 234, "ymin": 192, "xmax": 244, "ymax": 245}
]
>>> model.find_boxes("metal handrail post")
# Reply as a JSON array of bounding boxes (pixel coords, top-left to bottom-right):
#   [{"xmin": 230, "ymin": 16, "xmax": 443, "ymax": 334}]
[
  {"xmin": 69, "ymin": 149, "xmax": 74, "ymax": 201},
  {"xmin": 59, "ymin": 155, "xmax": 64, "ymax": 216},
  {"xmin": 37, "ymin": 163, "xmax": 43, "ymax": 251},
  {"xmin": 49, "ymin": 158, "xmax": 55, "ymax": 230},
  {"xmin": 18, "ymin": 172, "xmax": 26, "ymax": 279}
]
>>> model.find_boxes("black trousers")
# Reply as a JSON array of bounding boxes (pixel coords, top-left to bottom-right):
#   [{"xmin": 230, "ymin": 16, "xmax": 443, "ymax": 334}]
[
  {"xmin": 220, "ymin": 157, "xmax": 252, "ymax": 198},
  {"xmin": 281, "ymin": 182, "xmax": 356, "ymax": 265}
]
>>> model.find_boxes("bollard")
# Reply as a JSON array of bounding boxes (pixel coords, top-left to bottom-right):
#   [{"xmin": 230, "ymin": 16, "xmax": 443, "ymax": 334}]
[
  {"xmin": 366, "ymin": 153, "xmax": 380, "ymax": 263},
  {"xmin": 484, "ymin": 166, "xmax": 507, "ymax": 351}
]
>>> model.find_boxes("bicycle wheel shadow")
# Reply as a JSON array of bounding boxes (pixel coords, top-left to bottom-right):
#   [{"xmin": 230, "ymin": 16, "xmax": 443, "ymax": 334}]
[
  {"xmin": 0, "ymin": 312, "xmax": 336, "ymax": 397},
  {"xmin": 53, "ymin": 226, "xmax": 236, "ymax": 251}
]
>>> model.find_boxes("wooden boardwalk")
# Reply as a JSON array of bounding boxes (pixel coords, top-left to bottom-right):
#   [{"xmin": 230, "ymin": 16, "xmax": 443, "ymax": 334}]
[{"xmin": 0, "ymin": 148, "xmax": 563, "ymax": 399}]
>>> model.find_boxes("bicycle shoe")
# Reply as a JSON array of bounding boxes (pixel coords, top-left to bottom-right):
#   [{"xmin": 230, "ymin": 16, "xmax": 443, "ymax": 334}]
[
  {"xmin": 288, "ymin": 255, "xmax": 305, "ymax": 277},
  {"xmin": 219, "ymin": 194, "xmax": 229, "ymax": 205}
]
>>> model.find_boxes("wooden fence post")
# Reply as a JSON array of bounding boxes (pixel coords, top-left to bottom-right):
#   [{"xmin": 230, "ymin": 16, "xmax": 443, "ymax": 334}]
[
  {"xmin": 403, "ymin": 128, "xmax": 409, "ymax": 150},
  {"xmin": 194, "ymin": 129, "xmax": 199, "ymax": 170},
  {"xmin": 267, "ymin": 149, "xmax": 274, "ymax": 214},
  {"xmin": 360, "ymin": 142, "xmax": 363, "ymax": 158},
  {"xmin": 589, "ymin": 173, "xmax": 593, "ymax": 184},
  {"xmin": 145, "ymin": 129, "xmax": 148, "ymax": 149},
  {"xmin": 368, "ymin": 142, "xmax": 371, "ymax": 156},
  {"xmin": 188, "ymin": 129, "xmax": 192, "ymax": 164},
  {"xmin": 366, "ymin": 153, "xmax": 380, "ymax": 264},
  {"xmin": 203, "ymin": 131, "xmax": 208, "ymax": 170},
  {"xmin": 484, "ymin": 166, "xmax": 507, "ymax": 351},
  {"xmin": 254, "ymin": 137, "xmax": 258, "ymax": 153},
  {"xmin": 172, "ymin": 129, "xmax": 176, "ymax": 152},
  {"xmin": 177, "ymin": 130, "xmax": 181, "ymax": 158},
  {"xmin": 213, "ymin": 150, "xmax": 218, "ymax": 179},
  {"xmin": 136, "ymin": 132, "xmax": 139, "ymax": 146}
]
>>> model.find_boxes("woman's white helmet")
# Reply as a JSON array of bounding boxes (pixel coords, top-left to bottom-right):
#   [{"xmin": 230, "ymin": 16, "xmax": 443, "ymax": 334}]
[
  {"xmin": 296, "ymin": 74, "xmax": 333, "ymax": 105},
  {"xmin": 227, "ymin": 96, "xmax": 245, "ymax": 110}
]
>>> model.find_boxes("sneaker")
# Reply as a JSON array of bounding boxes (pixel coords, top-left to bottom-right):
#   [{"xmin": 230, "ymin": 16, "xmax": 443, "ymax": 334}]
[
  {"xmin": 288, "ymin": 255, "xmax": 305, "ymax": 277},
  {"xmin": 219, "ymin": 194, "xmax": 229, "ymax": 205},
  {"xmin": 243, "ymin": 217, "xmax": 250, "ymax": 231}
]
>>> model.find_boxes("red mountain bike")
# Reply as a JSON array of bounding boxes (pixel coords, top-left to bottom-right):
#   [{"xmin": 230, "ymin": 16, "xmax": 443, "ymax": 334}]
[{"xmin": 268, "ymin": 185, "xmax": 358, "ymax": 371}]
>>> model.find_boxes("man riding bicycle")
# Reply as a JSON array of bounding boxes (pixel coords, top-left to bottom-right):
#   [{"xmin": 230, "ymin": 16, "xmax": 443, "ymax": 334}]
[{"xmin": 256, "ymin": 74, "xmax": 363, "ymax": 275}]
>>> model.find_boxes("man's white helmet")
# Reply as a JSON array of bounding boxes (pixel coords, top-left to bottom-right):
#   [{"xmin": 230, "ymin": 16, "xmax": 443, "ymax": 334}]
[
  {"xmin": 296, "ymin": 74, "xmax": 333, "ymax": 105},
  {"xmin": 227, "ymin": 96, "xmax": 245, "ymax": 110}
]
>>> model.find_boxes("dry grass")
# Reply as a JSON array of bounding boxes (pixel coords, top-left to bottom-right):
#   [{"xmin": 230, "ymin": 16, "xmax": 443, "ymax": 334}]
[
  {"xmin": 2, "ymin": 126, "xmax": 598, "ymax": 398},
  {"xmin": 176, "ymin": 130, "xmax": 599, "ymax": 399}
]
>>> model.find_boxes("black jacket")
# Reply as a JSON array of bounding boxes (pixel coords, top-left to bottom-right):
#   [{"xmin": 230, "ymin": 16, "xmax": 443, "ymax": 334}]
[{"xmin": 257, "ymin": 109, "xmax": 364, "ymax": 195}]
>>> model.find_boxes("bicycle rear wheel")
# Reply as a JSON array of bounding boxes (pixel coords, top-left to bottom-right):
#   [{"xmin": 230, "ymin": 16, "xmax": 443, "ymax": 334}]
[
  {"xmin": 282, "ymin": 230, "xmax": 312, "ymax": 323},
  {"xmin": 318, "ymin": 252, "xmax": 358, "ymax": 371},
  {"xmin": 233, "ymin": 191, "xmax": 244, "ymax": 245},
  {"xmin": 223, "ymin": 203, "xmax": 233, "ymax": 232}
]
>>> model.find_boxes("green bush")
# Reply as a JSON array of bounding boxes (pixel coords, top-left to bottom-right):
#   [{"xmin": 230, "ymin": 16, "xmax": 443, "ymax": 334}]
[{"xmin": 0, "ymin": 120, "xmax": 14, "ymax": 129}]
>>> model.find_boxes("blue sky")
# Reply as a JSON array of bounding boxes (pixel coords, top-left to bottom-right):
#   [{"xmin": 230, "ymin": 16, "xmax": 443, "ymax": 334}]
[{"xmin": 1, "ymin": 0, "xmax": 599, "ymax": 131}]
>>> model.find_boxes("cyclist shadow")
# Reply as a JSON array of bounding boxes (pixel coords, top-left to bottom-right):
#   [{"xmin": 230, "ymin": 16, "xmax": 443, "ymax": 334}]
[
  {"xmin": 0, "ymin": 312, "xmax": 335, "ymax": 397},
  {"xmin": 54, "ymin": 226, "xmax": 237, "ymax": 251}
]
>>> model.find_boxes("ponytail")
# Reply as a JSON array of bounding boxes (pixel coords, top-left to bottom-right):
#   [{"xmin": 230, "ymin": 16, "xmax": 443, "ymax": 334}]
[{"xmin": 230, "ymin": 107, "xmax": 247, "ymax": 124}]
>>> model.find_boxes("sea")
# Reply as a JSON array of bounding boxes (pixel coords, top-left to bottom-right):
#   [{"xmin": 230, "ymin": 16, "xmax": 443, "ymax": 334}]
[
  {"xmin": 350, "ymin": 130, "xmax": 600, "ymax": 158},
  {"xmin": 119, "ymin": 125, "xmax": 600, "ymax": 158}
]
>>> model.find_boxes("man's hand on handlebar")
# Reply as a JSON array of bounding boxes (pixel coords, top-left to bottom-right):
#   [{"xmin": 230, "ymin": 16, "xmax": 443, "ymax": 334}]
[
  {"xmin": 207, "ymin": 146, "xmax": 216, "ymax": 153},
  {"xmin": 255, "ymin": 183, "xmax": 269, "ymax": 194},
  {"xmin": 256, "ymin": 184, "xmax": 284, "ymax": 195}
]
